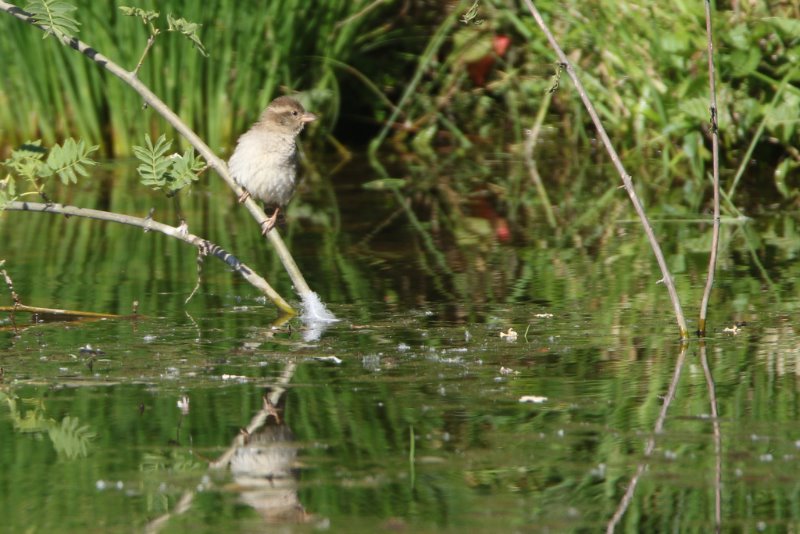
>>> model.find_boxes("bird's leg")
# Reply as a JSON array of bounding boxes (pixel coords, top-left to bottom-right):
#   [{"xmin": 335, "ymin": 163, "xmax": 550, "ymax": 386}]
[
  {"xmin": 237, "ymin": 189, "xmax": 251, "ymax": 203},
  {"xmin": 172, "ymin": 194, "xmax": 189, "ymax": 235},
  {"xmin": 262, "ymin": 396, "xmax": 282, "ymax": 424},
  {"xmin": 260, "ymin": 208, "xmax": 280, "ymax": 235}
]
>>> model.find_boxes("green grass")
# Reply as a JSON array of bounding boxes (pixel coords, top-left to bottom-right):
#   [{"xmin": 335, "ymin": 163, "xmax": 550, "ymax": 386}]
[{"xmin": 0, "ymin": 0, "xmax": 407, "ymax": 156}]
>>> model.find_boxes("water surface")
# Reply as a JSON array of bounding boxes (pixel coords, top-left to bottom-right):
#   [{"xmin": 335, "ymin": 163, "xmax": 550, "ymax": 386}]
[{"xmin": 2, "ymin": 159, "xmax": 800, "ymax": 532}]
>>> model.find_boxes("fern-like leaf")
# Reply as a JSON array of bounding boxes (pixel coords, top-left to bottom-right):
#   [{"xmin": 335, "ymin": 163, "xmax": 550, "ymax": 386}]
[
  {"xmin": 49, "ymin": 415, "xmax": 96, "ymax": 459},
  {"xmin": 133, "ymin": 136, "xmax": 205, "ymax": 193},
  {"xmin": 167, "ymin": 14, "xmax": 208, "ymax": 57},
  {"xmin": 133, "ymin": 134, "xmax": 173, "ymax": 189},
  {"xmin": 119, "ymin": 6, "xmax": 160, "ymax": 25},
  {"xmin": 44, "ymin": 138, "xmax": 99, "ymax": 184},
  {"xmin": 3, "ymin": 140, "xmax": 47, "ymax": 182},
  {"xmin": 24, "ymin": 0, "xmax": 81, "ymax": 40},
  {"xmin": 166, "ymin": 148, "xmax": 204, "ymax": 192},
  {"xmin": 0, "ymin": 175, "xmax": 17, "ymax": 208}
]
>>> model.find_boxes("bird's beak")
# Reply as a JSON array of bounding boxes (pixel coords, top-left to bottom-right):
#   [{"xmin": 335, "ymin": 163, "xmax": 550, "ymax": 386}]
[{"xmin": 301, "ymin": 112, "xmax": 317, "ymax": 123}]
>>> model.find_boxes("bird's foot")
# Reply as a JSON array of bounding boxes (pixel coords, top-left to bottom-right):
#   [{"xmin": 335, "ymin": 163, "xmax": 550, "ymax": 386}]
[
  {"xmin": 237, "ymin": 189, "xmax": 251, "ymax": 203},
  {"xmin": 260, "ymin": 208, "xmax": 280, "ymax": 235},
  {"xmin": 263, "ymin": 396, "xmax": 282, "ymax": 424}
]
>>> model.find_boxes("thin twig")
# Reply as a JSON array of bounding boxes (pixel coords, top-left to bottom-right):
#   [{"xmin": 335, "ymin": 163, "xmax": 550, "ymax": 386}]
[
  {"xmin": 0, "ymin": 2, "xmax": 314, "ymax": 307},
  {"xmin": 521, "ymin": 1, "xmax": 688, "ymax": 338},
  {"xmin": 1, "ymin": 263, "xmax": 20, "ymax": 329},
  {"xmin": 132, "ymin": 31, "xmax": 158, "ymax": 78},
  {"xmin": 5, "ymin": 201, "xmax": 294, "ymax": 315},
  {"xmin": 184, "ymin": 246, "xmax": 207, "ymax": 305},
  {"xmin": 0, "ymin": 304, "xmax": 119, "ymax": 318},
  {"xmin": 606, "ymin": 344, "xmax": 688, "ymax": 532},
  {"xmin": 698, "ymin": 0, "xmax": 721, "ymax": 336},
  {"xmin": 523, "ymin": 87, "xmax": 557, "ymax": 228},
  {"xmin": 145, "ymin": 491, "xmax": 194, "ymax": 534},
  {"xmin": 355, "ymin": 205, "xmax": 404, "ymax": 247},
  {"xmin": 210, "ymin": 362, "xmax": 297, "ymax": 469},
  {"xmin": 148, "ymin": 361, "xmax": 299, "ymax": 531},
  {"xmin": 1, "ymin": 266, "xmax": 21, "ymax": 308},
  {"xmin": 699, "ymin": 343, "xmax": 723, "ymax": 533}
]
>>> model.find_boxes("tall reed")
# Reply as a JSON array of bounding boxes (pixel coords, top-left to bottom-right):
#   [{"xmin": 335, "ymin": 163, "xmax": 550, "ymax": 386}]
[{"xmin": 0, "ymin": 0, "xmax": 400, "ymax": 155}]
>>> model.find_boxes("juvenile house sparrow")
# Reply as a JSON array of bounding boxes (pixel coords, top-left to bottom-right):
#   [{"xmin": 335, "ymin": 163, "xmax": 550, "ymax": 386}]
[{"xmin": 228, "ymin": 96, "xmax": 317, "ymax": 234}]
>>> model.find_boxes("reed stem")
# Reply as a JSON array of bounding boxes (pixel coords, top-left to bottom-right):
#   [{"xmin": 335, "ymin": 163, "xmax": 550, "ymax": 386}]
[
  {"xmin": 521, "ymin": 0, "xmax": 688, "ymax": 339},
  {"xmin": 698, "ymin": 0, "xmax": 721, "ymax": 336}
]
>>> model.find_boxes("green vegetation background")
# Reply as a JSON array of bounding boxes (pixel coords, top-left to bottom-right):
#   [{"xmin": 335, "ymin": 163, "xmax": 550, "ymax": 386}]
[
  {"xmin": 3, "ymin": 3, "xmax": 800, "ymax": 531},
  {"xmin": 2, "ymin": 1, "xmax": 799, "ymax": 192}
]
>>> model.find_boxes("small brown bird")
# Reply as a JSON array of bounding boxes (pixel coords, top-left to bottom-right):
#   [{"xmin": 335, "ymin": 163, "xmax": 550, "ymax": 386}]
[{"xmin": 228, "ymin": 96, "xmax": 317, "ymax": 234}]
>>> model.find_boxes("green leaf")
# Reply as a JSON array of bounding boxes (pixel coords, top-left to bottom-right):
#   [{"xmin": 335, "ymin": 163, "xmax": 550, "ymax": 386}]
[
  {"xmin": 411, "ymin": 124, "xmax": 437, "ymax": 157},
  {"xmin": 133, "ymin": 136, "xmax": 205, "ymax": 193},
  {"xmin": 119, "ymin": 6, "xmax": 159, "ymax": 25},
  {"xmin": 0, "ymin": 175, "xmax": 17, "ymax": 209},
  {"xmin": 727, "ymin": 47, "xmax": 761, "ymax": 78},
  {"xmin": 3, "ymin": 140, "xmax": 47, "ymax": 182},
  {"xmin": 24, "ymin": 0, "xmax": 80, "ymax": 40},
  {"xmin": 48, "ymin": 416, "xmax": 96, "ymax": 459},
  {"xmin": 362, "ymin": 178, "xmax": 407, "ymax": 190},
  {"xmin": 678, "ymin": 97, "xmax": 710, "ymax": 123},
  {"xmin": 133, "ymin": 134, "xmax": 173, "ymax": 189},
  {"xmin": 166, "ymin": 148, "xmax": 204, "ymax": 192},
  {"xmin": 452, "ymin": 28, "xmax": 493, "ymax": 63},
  {"xmin": 773, "ymin": 158, "xmax": 799, "ymax": 199},
  {"xmin": 769, "ymin": 92, "xmax": 800, "ymax": 143},
  {"xmin": 659, "ymin": 31, "xmax": 691, "ymax": 54},
  {"xmin": 166, "ymin": 13, "xmax": 208, "ymax": 57},
  {"xmin": 724, "ymin": 24, "xmax": 751, "ymax": 51},
  {"xmin": 44, "ymin": 138, "xmax": 98, "ymax": 184},
  {"xmin": 765, "ymin": 16, "xmax": 800, "ymax": 39}
]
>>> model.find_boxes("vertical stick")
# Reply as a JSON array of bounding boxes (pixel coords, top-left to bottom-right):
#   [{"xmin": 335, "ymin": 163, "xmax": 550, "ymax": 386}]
[
  {"xmin": 1, "ymin": 262, "xmax": 20, "ymax": 329},
  {"xmin": 698, "ymin": 0, "xmax": 721, "ymax": 336},
  {"xmin": 699, "ymin": 343, "xmax": 723, "ymax": 532},
  {"xmin": 606, "ymin": 344, "xmax": 689, "ymax": 532},
  {"xmin": 521, "ymin": 1, "xmax": 688, "ymax": 338}
]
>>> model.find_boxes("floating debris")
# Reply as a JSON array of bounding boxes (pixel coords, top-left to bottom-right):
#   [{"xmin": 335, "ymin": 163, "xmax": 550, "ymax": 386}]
[
  {"xmin": 313, "ymin": 356, "xmax": 343, "ymax": 365},
  {"xmin": 177, "ymin": 396, "xmax": 190, "ymax": 415},
  {"xmin": 79, "ymin": 344, "xmax": 105, "ymax": 355},
  {"xmin": 723, "ymin": 324, "xmax": 741, "ymax": 335},
  {"xmin": 534, "ymin": 313, "xmax": 554, "ymax": 318},
  {"xmin": 221, "ymin": 374, "xmax": 249, "ymax": 382},
  {"xmin": 500, "ymin": 328, "xmax": 518, "ymax": 341},
  {"xmin": 519, "ymin": 395, "xmax": 547, "ymax": 404}
]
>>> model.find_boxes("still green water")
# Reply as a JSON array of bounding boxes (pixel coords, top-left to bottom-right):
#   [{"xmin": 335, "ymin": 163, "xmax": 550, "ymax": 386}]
[{"xmin": 2, "ymin": 161, "xmax": 800, "ymax": 533}]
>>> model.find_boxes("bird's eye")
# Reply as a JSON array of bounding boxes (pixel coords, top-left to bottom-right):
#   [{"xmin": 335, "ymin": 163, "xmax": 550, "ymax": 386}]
[{"xmin": 292, "ymin": 111, "xmax": 298, "ymax": 116}]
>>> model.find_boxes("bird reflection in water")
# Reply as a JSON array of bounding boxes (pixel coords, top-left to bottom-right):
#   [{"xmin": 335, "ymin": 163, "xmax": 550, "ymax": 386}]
[{"xmin": 226, "ymin": 394, "xmax": 308, "ymax": 524}]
